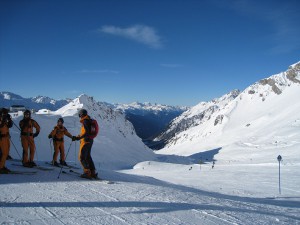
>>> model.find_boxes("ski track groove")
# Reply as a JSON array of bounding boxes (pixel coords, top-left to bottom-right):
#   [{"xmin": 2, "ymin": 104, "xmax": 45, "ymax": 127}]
[
  {"xmin": 56, "ymin": 183, "xmax": 131, "ymax": 225},
  {"xmin": 59, "ymin": 179, "xmax": 152, "ymax": 224},
  {"xmin": 194, "ymin": 210, "xmax": 238, "ymax": 225},
  {"xmin": 76, "ymin": 180, "xmax": 184, "ymax": 225},
  {"xmin": 106, "ymin": 178, "xmax": 239, "ymax": 224},
  {"xmin": 72, "ymin": 181, "xmax": 133, "ymax": 225},
  {"xmin": 72, "ymin": 178, "xmax": 208, "ymax": 224},
  {"xmin": 3, "ymin": 181, "xmax": 129, "ymax": 225},
  {"xmin": 31, "ymin": 166, "xmax": 131, "ymax": 224}
]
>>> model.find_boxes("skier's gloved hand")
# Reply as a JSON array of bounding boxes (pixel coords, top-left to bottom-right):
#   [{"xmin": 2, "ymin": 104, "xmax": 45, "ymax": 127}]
[
  {"xmin": 48, "ymin": 134, "xmax": 52, "ymax": 139},
  {"xmin": 72, "ymin": 136, "xmax": 76, "ymax": 141},
  {"xmin": 75, "ymin": 136, "xmax": 80, "ymax": 141},
  {"xmin": 33, "ymin": 132, "xmax": 39, "ymax": 138}
]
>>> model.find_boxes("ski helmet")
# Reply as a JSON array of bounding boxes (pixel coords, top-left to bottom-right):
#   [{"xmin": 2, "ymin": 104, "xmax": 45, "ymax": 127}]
[
  {"xmin": 57, "ymin": 118, "xmax": 64, "ymax": 124},
  {"xmin": 24, "ymin": 109, "xmax": 31, "ymax": 117},
  {"xmin": 78, "ymin": 109, "xmax": 87, "ymax": 118},
  {"xmin": 0, "ymin": 108, "xmax": 8, "ymax": 116}
]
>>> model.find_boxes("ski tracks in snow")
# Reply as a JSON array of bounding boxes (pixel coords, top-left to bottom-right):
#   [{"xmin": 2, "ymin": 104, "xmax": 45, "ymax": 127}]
[{"xmin": 1, "ymin": 169, "xmax": 300, "ymax": 224}]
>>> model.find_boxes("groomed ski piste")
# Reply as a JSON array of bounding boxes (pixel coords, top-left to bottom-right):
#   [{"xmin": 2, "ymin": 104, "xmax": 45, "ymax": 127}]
[{"xmin": 1, "ymin": 156, "xmax": 300, "ymax": 224}]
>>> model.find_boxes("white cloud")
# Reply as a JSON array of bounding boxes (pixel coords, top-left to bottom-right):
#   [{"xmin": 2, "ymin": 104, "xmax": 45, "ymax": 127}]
[{"xmin": 99, "ymin": 25, "xmax": 163, "ymax": 49}]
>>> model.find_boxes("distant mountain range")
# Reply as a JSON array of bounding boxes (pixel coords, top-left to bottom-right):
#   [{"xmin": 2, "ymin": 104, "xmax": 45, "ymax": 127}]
[
  {"xmin": 0, "ymin": 92, "xmax": 70, "ymax": 111},
  {"xmin": 113, "ymin": 102, "xmax": 187, "ymax": 141},
  {"xmin": 0, "ymin": 91, "xmax": 188, "ymax": 147}
]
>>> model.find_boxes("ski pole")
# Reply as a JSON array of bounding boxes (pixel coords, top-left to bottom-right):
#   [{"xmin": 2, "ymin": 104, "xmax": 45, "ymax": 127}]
[
  {"xmin": 74, "ymin": 141, "xmax": 77, "ymax": 166},
  {"xmin": 9, "ymin": 137, "xmax": 22, "ymax": 160},
  {"xmin": 12, "ymin": 121, "xmax": 21, "ymax": 133},
  {"xmin": 34, "ymin": 138, "xmax": 38, "ymax": 162},
  {"xmin": 57, "ymin": 141, "xmax": 73, "ymax": 179},
  {"xmin": 50, "ymin": 139, "xmax": 53, "ymax": 158}
]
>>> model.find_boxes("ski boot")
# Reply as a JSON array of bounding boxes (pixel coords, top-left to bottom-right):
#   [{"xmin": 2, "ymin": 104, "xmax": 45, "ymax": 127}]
[
  {"xmin": 30, "ymin": 161, "xmax": 37, "ymax": 167},
  {"xmin": 60, "ymin": 160, "xmax": 68, "ymax": 167},
  {"xmin": 80, "ymin": 169, "xmax": 92, "ymax": 179},
  {"xmin": 0, "ymin": 167, "xmax": 11, "ymax": 174},
  {"xmin": 23, "ymin": 162, "xmax": 33, "ymax": 168},
  {"xmin": 91, "ymin": 170, "xmax": 99, "ymax": 179},
  {"xmin": 52, "ymin": 161, "xmax": 59, "ymax": 167}
]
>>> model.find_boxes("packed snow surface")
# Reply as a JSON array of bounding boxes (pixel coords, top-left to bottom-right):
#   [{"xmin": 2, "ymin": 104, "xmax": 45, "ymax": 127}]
[{"xmin": 1, "ymin": 158, "xmax": 299, "ymax": 224}]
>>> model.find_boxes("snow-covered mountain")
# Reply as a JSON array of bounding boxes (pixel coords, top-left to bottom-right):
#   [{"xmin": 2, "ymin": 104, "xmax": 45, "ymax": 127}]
[
  {"xmin": 157, "ymin": 62, "xmax": 300, "ymax": 164},
  {"xmin": 9, "ymin": 94, "xmax": 156, "ymax": 170},
  {"xmin": 114, "ymin": 102, "xmax": 187, "ymax": 140},
  {"xmin": 0, "ymin": 91, "xmax": 70, "ymax": 110},
  {"xmin": 154, "ymin": 90, "xmax": 240, "ymax": 146}
]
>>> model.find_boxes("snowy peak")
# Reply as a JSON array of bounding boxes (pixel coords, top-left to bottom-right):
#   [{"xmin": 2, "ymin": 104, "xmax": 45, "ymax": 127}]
[
  {"xmin": 23, "ymin": 93, "xmax": 155, "ymax": 169},
  {"xmin": 56, "ymin": 94, "xmax": 129, "ymax": 130},
  {"xmin": 0, "ymin": 91, "xmax": 24, "ymax": 100},
  {"xmin": 154, "ymin": 89, "xmax": 240, "ymax": 144},
  {"xmin": 246, "ymin": 61, "xmax": 300, "ymax": 99},
  {"xmin": 32, "ymin": 96, "xmax": 59, "ymax": 105},
  {"xmin": 181, "ymin": 89, "xmax": 240, "ymax": 120}
]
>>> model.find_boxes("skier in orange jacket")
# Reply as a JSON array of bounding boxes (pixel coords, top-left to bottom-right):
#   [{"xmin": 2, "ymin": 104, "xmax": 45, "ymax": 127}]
[
  {"xmin": 19, "ymin": 110, "xmax": 40, "ymax": 167},
  {"xmin": 74, "ymin": 109, "xmax": 98, "ymax": 179},
  {"xmin": 48, "ymin": 118, "xmax": 75, "ymax": 166},
  {"xmin": 0, "ymin": 108, "xmax": 13, "ymax": 174}
]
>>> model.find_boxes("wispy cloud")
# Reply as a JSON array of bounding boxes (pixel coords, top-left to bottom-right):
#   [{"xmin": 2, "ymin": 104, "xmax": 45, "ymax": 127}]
[
  {"xmin": 98, "ymin": 25, "xmax": 163, "ymax": 49},
  {"xmin": 77, "ymin": 69, "xmax": 119, "ymax": 74},
  {"xmin": 160, "ymin": 64, "xmax": 183, "ymax": 68}
]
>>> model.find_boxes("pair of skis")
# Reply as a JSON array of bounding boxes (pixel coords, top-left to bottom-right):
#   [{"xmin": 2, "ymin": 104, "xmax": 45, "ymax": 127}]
[
  {"xmin": 2, "ymin": 170, "xmax": 37, "ymax": 175},
  {"xmin": 11, "ymin": 163, "xmax": 54, "ymax": 171},
  {"xmin": 62, "ymin": 169, "xmax": 114, "ymax": 184},
  {"xmin": 8, "ymin": 161, "xmax": 78, "ymax": 174},
  {"xmin": 45, "ymin": 162, "xmax": 80, "ymax": 170},
  {"xmin": 6, "ymin": 161, "xmax": 114, "ymax": 184}
]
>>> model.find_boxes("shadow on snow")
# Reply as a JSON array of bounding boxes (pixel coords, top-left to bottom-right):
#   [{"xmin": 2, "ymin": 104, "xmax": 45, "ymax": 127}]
[{"xmin": 155, "ymin": 147, "xmax": 221, "ymax": 164}]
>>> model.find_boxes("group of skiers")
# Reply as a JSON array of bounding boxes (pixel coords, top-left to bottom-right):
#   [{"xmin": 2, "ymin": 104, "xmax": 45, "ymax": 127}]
[{"xmin": 0, "ymin": 108, "xmax": 98, "ymax": 179}]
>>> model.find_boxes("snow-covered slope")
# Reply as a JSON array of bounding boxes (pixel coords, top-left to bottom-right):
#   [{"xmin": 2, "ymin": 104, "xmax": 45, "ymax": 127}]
[
  {"xmin": 157, "ymin": 62, "xmax": 300, "ymax": 164},
  {"xmin": 0, "ymin": 91, "xmax": 69, "ymax": 110},
  {"xmin": 9, "ymin": 94, "xmax": 156, "ymax": 170},
  {"xmin": 154, "ymin": 90, "xmax": 240, "ymax": 145}
]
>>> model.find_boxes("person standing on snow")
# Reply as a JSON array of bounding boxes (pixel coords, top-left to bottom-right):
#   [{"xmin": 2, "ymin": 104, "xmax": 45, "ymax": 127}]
[
  {"xmin": 19, "ymin": 110, "xmax": 40, "ymax": 167},
  {"xmin": 74, "ymin": 109, "xmax": 98, "ymax": 179},
  {"xmin": 48, "ymin": 118, "xmax": 75, "ymax": 167},
  {"xmin": 0, "ymin": 108, "xmax": 13, "ymax": 174}
]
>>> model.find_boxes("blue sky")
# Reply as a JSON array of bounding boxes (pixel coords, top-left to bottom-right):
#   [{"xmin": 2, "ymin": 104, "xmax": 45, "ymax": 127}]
[{"xmin": 1, "ymin": 0, "xmax": 300, "ymax": 106}]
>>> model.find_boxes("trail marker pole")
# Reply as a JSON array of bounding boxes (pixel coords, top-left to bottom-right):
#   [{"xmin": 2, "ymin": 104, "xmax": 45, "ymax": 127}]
[{"xmin": 277, "ymin": 155, "xmax": 282, "ymax": 195}]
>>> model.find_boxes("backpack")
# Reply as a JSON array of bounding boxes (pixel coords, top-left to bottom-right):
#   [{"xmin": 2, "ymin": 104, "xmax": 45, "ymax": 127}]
[{"xmin": 88, "ymin": 119, "xmax": 99, "ymax": 139}]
